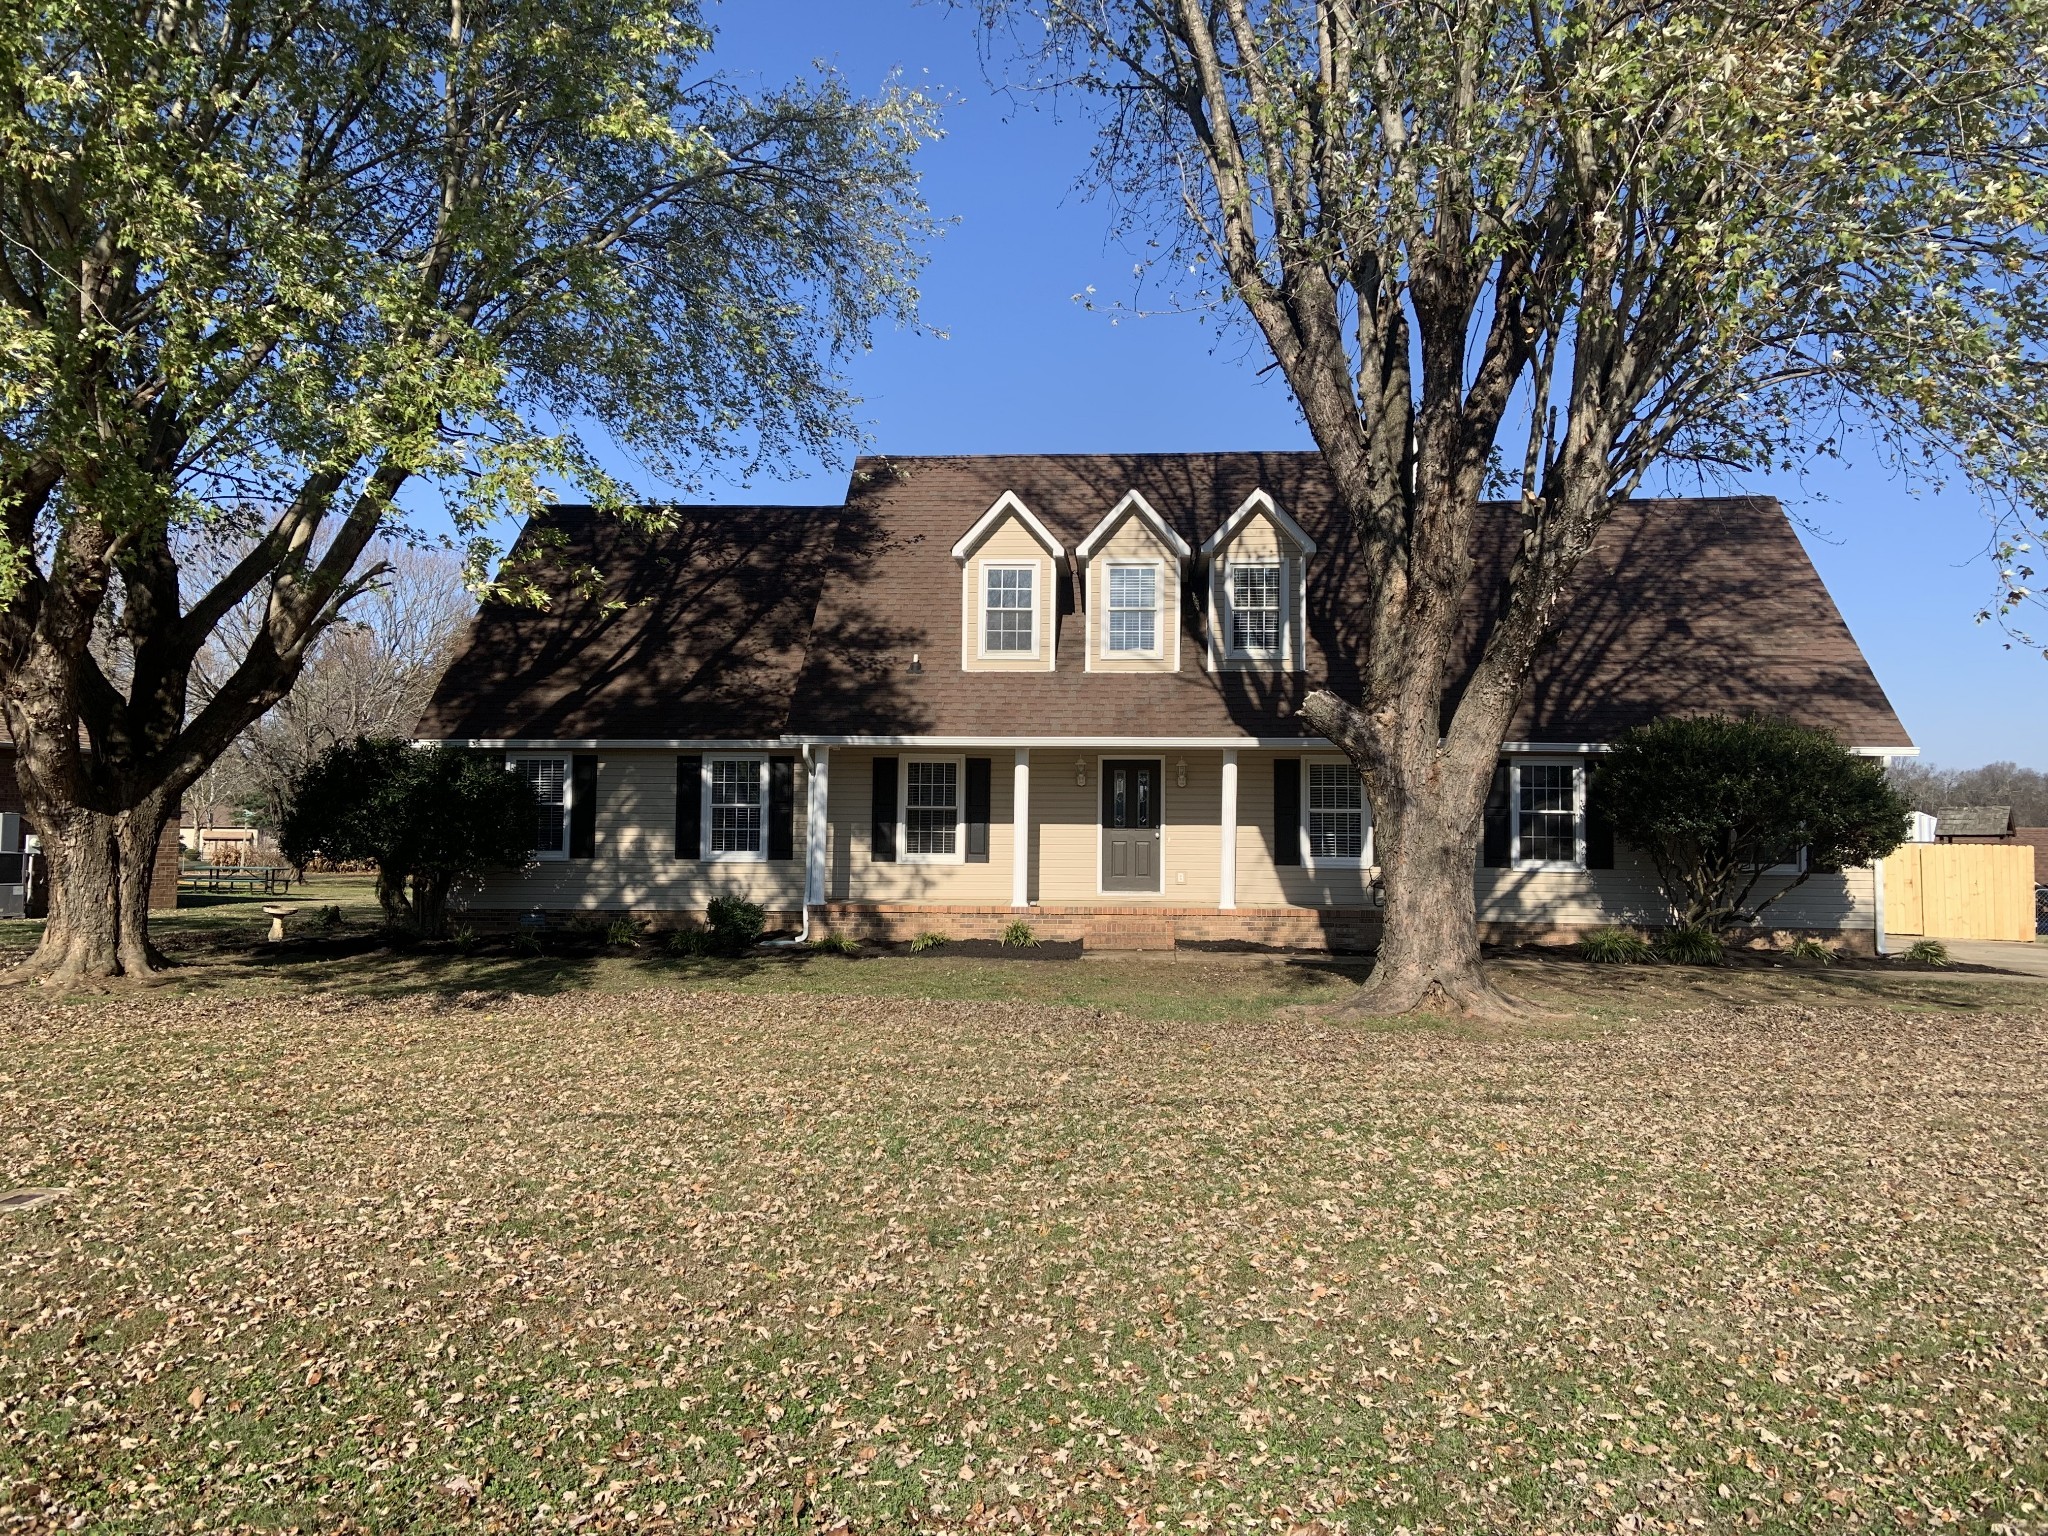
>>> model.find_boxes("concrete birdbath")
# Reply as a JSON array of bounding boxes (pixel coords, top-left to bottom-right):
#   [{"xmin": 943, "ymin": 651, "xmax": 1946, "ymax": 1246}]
[{"xmin": 263, "ymin": 904, "xmax": 295, "ymax": 943}]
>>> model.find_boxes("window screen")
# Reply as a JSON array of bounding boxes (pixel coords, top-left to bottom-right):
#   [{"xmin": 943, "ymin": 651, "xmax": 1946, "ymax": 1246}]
[
  {"xmin": 1229, "ymin": 564, "xmax": 1281, "ymax": 651},
  {"xmin": 519, "ymin": 758, "xmax": 568, "ymax": 854},
  {"xmin": 984, "ymin": 566, "xmax": 1035, "ymax": 652},
  {"xmin": 1308, "ymin": 762, "xmax": 1366, "ymax": 860},
  {"xmin": 905, "ymin": 760, "xmax": 959, "ymax": 856},
  {"xmin": 709, "ymin": 758, "xmax": 764, "ymax": 855},
  {"xmin": 1107, "ymin": 565, "xmax": 1157, "ymax": 652},
  {"xmin": 1516, "ymin": 763, "xmax": 1579, "ymax": 865}
]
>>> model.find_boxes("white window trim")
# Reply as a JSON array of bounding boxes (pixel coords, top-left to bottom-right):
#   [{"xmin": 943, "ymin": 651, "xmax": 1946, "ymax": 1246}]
[
  {"xmin": 1222, "ymin": 556, "xmax": 1288, "ymax": 662},
  {"xmin": 899, "ymin": 754, "xmax": 967, "ymax": 865},
  {"xmin": 510, "ymin": 753, "xmax": 572, "ymax": 861},
  {"xmin": 701, "ymin": 752, "xmax": 770, "ymax": 864},
  {"xmin": 1302, "ymin": 755, "xmax": 1373, "ymax": 869},
  {"xmin": 1099, "ymin": 558, "xmax": 1166, "ymax": 660},
  {"xmin": 1509, "ymin": 758, "xmax": 1587, "ymax": 872},
  {"xmin": 974, "ymin": 558, "xmax": 1042, "ymax": 661}
]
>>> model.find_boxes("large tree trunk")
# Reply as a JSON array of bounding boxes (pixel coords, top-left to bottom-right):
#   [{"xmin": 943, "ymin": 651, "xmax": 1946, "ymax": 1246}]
[
  {"xmin": 1301, "ymin": 687, "xmax": 1531, "ymax": 1020},
  {"xmin": 15, "ymin": 787, "xmax": 173, "ymax": 984}
]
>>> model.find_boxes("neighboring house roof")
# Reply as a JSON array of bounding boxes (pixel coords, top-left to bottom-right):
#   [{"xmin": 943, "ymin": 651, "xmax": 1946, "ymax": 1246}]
[
  {"xmin": 1935, "ymin": 805, "xmax": 2015, "ymax": 838},
  {"xmin": 417, "ymin": 452, "xmax": 1914, "ymax": 749}
]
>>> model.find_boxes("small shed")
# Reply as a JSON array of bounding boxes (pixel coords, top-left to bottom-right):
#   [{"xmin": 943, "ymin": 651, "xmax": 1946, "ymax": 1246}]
[{"xmin": 1934, "ymin": 805, "xmax": 2016, "ymax": 843}]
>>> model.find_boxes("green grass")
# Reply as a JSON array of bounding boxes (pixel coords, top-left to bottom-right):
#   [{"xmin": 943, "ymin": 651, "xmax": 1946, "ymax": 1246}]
[
  {"xmin": 1, "ymin": 976, "xmax": 2044, "ymax": 1533},
  {"xmin": 11, "ymin": 874, "xmax": 2040, "ymax": 1031}
]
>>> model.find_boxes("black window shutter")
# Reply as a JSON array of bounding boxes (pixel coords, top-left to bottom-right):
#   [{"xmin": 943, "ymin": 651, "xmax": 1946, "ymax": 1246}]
[
  {"xmin": 964, "ymin": 757, "xmax": 992, "ymax": 862},
  {"xmin": 768, "ymin": 755, "xmax": 796, "ymax": 860},
  {"xmin": 1273, "ymin": 757, "xmax": 1301, "ymax": 866},
  {"xmin": 570, "ymin": 755, "xmax": 598, "ymax": 859},
  {"xmin": 1584, "ymin": 761, "xmax": 1614, "ymax": 869},
  {"xmin": 870, "ymin": 756, "xmax": 899, "ymax": 863},
  {"xmin": 1481, "ymin": 764, "xmax": 1511, "ymax": 867},
  {"xmin": 675, "ymin": 755, "xmax": 702, "ymax": 859}
]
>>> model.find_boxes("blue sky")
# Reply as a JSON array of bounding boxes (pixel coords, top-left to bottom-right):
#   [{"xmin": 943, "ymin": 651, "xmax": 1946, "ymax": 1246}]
[{"xmin": 650, "ymin": 0, "xmax": 2047, "ymax": 768}]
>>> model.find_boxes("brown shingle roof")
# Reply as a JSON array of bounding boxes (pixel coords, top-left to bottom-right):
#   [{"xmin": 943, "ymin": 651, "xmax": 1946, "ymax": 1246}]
[{"xmin": 417, "ymin": 452, "xmax": 1913, "ymax": 749}]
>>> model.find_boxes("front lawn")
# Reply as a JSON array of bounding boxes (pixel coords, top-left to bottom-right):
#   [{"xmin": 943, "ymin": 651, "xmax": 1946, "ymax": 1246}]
[{"xmin": 1, "ymin": 960, "xmax": 2044, "ymax": 1532}]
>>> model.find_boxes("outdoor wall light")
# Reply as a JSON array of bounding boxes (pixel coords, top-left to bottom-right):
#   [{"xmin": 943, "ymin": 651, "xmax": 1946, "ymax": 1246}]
[
  {"xmin": 1175, "ymin": 757, "xmax": 1187, "ymax": 787},
  {"xmin": 1074, "ymin": 757, "xmax": 1088, "ymax": 786}
]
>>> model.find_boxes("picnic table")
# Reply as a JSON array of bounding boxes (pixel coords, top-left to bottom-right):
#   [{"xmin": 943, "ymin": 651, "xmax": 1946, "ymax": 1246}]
[{"xmin": 179, "ymin": 863, "xmax": 296, "ymax": 895}]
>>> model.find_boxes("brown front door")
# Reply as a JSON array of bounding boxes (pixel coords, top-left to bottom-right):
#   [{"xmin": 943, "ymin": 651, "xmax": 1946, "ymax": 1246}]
[{"xmin": 1100, "ymin": 759, "xmax": 1163, "ymax": 893}]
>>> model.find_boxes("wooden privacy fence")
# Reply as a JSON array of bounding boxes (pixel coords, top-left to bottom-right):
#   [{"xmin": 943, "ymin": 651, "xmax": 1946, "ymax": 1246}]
[{"xmin": 1882, "ymin": 843, "xmax": 2037, "ymax": 943}]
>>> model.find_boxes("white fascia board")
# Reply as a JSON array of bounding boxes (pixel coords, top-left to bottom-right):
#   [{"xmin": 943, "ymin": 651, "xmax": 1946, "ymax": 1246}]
[
  {"xmin": 950, "ymin": 490, "xmax": 1065, "ymax": 562},
  {"xmin": 420, "ymin": 737, "xmax": 786, "ymax": 750},
  {"xmin": 1197, "ymin": 488, "xmax": 1318, "ymax": 558},
  {"xmin": 795, "ymin": 734, "xmax": 1330, "ymax": 749},
  {"xmin": 1498, "ymin": 740, "xmax": 1917, "ymax": 757},
  {"xmin": 1076, "ymin": 489, "xmax": 1193, "ymax": 561}
]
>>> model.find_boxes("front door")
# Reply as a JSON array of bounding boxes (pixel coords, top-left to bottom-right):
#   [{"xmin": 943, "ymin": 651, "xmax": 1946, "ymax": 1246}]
[{"xmin": 1100, "ymin": 759, "xmax": 1163, "ymax": 893}]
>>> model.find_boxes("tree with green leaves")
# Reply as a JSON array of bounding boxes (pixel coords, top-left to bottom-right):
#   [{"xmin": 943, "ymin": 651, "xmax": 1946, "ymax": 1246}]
[
  {"xmin": 0, "ymin": 0, "xmax": 937, "ymax": 981},
  {"xmin": 1596, "ymin": 715, "xmax": 1912, "ymax": 935},
  {"xmin": 281, "ymin": 737, "xmax": 538, "ymax": 938},
  {"xmin": 985, "ymin": 0, "xmax": 2048, "ymax": 1015}
]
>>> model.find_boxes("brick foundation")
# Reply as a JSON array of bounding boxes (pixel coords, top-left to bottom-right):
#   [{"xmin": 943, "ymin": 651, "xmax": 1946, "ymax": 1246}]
[
  {"xmin": 816, "ymin": 903, "xmax": 1383, "ymax": 952},
  {"xmin": 462, "ymin": 904, "xmax": 1873, "ymax": 956}
]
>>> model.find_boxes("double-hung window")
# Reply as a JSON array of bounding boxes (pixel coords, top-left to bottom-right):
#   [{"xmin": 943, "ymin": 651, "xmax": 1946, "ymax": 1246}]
[
  {"xmin": 1306, "ymin": 761, "xmax": 1369, "ymax": 864},
  {"xmin": 902, "ymin": 758, "xmax": 962, "ymax": 862},
  {"xmin": 983, "ymin": 564, "xmax": 1036, "ymax": 655},
  {"xmin": 1512, "ymin": 761, "xmax": 1584, "ymax": 869},
  {"xmin": 515, "ymin": 756, "xmax": 570, "ymax": 859},
  {"xmin": 1106, "ymin": 564, "xmax": 1158, "ymax": 654},
  {"xmin": 1228, "ymin": 563, "xmax": 1282, "ymax": 654},
  {"xmin": 705, "ymin": 755, "xmax": 767, "ymax": 860}
]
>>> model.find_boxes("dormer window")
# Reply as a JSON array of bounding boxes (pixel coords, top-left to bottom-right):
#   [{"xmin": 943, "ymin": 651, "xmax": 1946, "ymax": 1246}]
[
  {"xmin": 952, "ymin": 491, "xmax": 1063, "ymax": 673},
  {"xmin": 1077, "ymin": 491, "xmax": 1189, "ymax": 672},
  {"xmin": 983, "ymin": 564, "xmax": 1036, "ymax": 654},
  {"xmin": 1201, "ymin": 490, "xmax": 1316, "ymax": 673},
  {"xmin": 1227, "ymin": 564, "xmax": 1282, "ymax": 654},
  {"xmin": 1106, "ymin": 564, "xmax": 1159, "ymax": 653}
]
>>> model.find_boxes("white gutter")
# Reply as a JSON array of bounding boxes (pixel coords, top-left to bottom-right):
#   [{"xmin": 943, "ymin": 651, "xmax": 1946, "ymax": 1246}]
[{"xmin": 428, "ymin": 733, "xmax": 1918, "ymax": 757}]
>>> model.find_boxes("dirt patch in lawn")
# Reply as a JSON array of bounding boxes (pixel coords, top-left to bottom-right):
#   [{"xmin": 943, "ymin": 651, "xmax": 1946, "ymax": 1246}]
[{"xmin": 3, "ymin": 985, "xmax": 2045, "ymax": 1533}]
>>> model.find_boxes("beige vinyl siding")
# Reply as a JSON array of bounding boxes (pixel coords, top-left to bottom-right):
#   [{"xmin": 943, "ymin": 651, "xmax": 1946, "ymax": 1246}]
[
  {"xmin": 1087, "ymin": 517, "xmax": 1181, "ymax": 673},
  {"xmin": 823, "ymin": 749, "xmax": 1014, "ymax": 903},
  {"xmin": 1474, "ymin": 846, "xmax": 1875, "ymax": 931},
  {"xmin": 961, "ymin": 519, "xmax": 1056, "ymax": 673},
  {"xmin": 464, "ymin": 751, "xmax": 806, "ymax": 912},
  {"xmin": 1234, "ymin": 750, "xmax": 1375, "ymax": 907},
  {"xmin": 1026, "ymin": 753, "xmax": 1224, "ymax": 903}
]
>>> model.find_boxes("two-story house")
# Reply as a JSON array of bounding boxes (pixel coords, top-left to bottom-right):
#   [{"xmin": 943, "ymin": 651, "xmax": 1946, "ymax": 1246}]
[{"xmin": 414, "ymin": 452, "xmax": 1915, "ymax": 950}]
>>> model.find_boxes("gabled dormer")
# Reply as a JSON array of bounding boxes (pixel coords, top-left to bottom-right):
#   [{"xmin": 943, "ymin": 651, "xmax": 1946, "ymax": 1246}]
[
  {"xmin": 951, "ymin": 491, "xmax": 1064, "ymax": 672},
  {"xmin": 1200, "ymin": 489, "xmax": 1315, "ymax": 672},
  {"xmin": 1076, "ymin": 490, "xmax": 1191, "ymax": 673}
]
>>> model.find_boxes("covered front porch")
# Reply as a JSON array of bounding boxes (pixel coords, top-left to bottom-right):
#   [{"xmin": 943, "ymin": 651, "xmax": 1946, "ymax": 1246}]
[{"xmin": 798, "ymin": 743, "xmax": 1384, "ymax": 949}]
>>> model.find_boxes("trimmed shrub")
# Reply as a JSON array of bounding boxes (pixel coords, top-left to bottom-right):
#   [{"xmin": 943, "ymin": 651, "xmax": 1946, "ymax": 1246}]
[
  {"xmin": 1578, "ymin": 926, "xmax": 1654, "ymax": 964},
  {"xmin": 1657, "ymin": 925, "xmax": 1724, "ymax": 965},
  {"xmin": 705, "ymin": 894, "xmax": 766, "ymax": 955},
  {"xmin": 1001, "ymin": 920, "xmax": 1038, "ymax": 948}
]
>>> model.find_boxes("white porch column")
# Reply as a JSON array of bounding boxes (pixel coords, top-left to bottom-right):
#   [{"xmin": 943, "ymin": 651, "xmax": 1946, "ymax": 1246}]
[
  {"xmin": 804, "ymin": 746, "xmax": 829, "ymax": 909},
  {"xmin": 1012, "ymin": 748, "xmax": 1031, "ymax": 908},
  {"xmin": 1219, "ymin": 747, "xmax": 1239, "ymax": 910}
]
